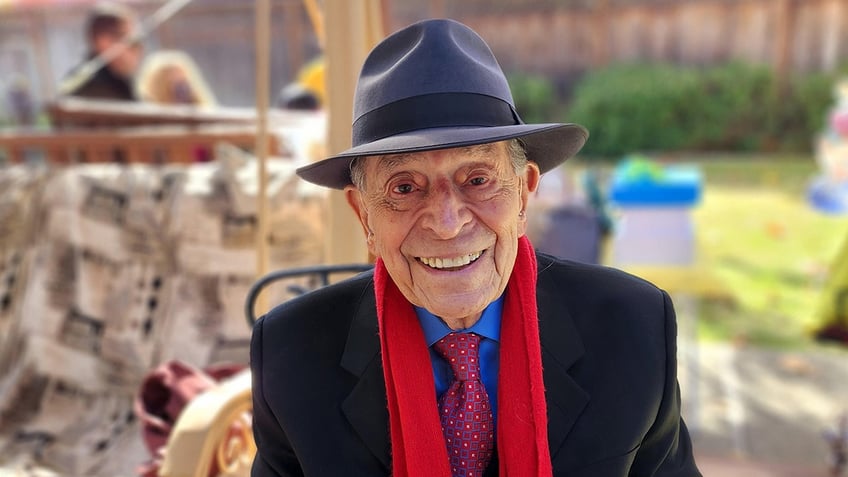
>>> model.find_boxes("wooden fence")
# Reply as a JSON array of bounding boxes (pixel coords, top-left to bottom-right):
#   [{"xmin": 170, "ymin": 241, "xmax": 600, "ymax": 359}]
[
  {"xmin": 1, "ymin": 0, "xmax": 845, "ymax": 117},
  {"xmin": 392, "ymin": 0, "xmax": 848, "ymax": 80}
]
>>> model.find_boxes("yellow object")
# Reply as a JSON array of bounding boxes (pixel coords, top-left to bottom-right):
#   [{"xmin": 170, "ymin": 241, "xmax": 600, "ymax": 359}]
[
  {"xmin": 296, "ymin": 57, "xmax": 327, "ymax": 106},
  {"xmin": 294, "ymin": 0, "xmax": 327, "ymax": 106},
  {"xmin": 814, "ymin": 233, "xmax": 848, "ymax": 331}
]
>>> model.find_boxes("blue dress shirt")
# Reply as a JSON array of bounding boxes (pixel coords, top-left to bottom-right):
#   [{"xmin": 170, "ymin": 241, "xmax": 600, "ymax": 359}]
[{"xmin": 414, "ymin": 296, "xmax": 502, "ymax": 420}]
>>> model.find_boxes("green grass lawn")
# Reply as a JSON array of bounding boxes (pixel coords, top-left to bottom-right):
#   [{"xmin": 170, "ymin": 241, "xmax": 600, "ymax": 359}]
[
  {"xmin": 694, "ymin": 156, "xmax": 848, "ymax": 348},
  {"xmin": 576, "ymin": 153, "xmax": 848, "ymax": 349}
]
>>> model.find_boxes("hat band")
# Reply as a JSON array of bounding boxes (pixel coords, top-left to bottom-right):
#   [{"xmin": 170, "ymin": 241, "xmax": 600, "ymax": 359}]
[{"xmin": 352, "ymin": 93, "xmax": 521, "ymax": 146}]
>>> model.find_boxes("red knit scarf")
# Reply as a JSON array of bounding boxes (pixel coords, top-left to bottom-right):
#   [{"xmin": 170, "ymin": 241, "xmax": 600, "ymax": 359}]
[{"xmin": 373, "ymin": 236, "xmax": 552, "ymax": 477}]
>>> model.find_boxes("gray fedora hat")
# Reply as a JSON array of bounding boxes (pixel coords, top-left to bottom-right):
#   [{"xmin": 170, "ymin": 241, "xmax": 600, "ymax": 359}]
[{"xmin": 296, "ymin": 18, "xmax": 588, "ymax": 189}]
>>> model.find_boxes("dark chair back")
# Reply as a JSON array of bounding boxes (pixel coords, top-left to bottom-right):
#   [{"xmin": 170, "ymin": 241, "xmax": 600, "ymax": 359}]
[{"xmin": 244, "ymin": 264, "xmax": 373, "ymax": 326}]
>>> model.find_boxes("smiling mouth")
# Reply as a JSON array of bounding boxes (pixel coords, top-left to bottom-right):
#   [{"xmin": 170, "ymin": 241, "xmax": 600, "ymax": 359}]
[{"xmin": 417, "ymin": 251, "xmax": 483, "ymax": 270}]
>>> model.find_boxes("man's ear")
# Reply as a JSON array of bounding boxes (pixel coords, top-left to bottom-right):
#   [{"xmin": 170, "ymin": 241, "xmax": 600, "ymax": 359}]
[
  {"xmin": 518, "ymin": 162, "xmax": 541, "ymax": 236},
  {"xmin": 520, "ymin": 162, "xmax": 541, "ymax": 207},
  {"xmin": 344, "ymin": 185, "xmax": 377, "ymax": 254},
  {"xmin": 527, "ymin": 162, "xmax": 541, "ymax": 191}
]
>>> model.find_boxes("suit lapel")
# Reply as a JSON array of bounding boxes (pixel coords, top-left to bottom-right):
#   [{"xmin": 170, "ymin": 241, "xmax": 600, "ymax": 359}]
[
  {"xmin": 339, "ymin": 282, "xmax": 391, "ymax": 471},
  {"xmin": 537, "ymin": 261, "xmax": 590, "ymax": 459},
  {"xmin": 334, "ymin": 260, "xmax": 590, "ymax": 469}
]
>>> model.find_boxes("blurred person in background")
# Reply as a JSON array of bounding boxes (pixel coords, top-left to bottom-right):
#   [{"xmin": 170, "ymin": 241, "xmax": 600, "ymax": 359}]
[
  {"xmin": 275, "ymin": 82, "xmax": 320, "ymax": 111},
  {"xmin": 137, "ymin": 50, "xmax": 217, "ymax": 106},
  {"xmin": 275, "ymin": 56, "xmax": 324, "ymax": 110},
  {"xmin": 137, "ymin": 50, "xmax": 218, "ymax": 162},
  {"xmin": 6, "ymin": 74, "xmax": 35, "ymax": 126},
  {"xmin": 61, "ymin": 1, "xmax": 143, "ymax": 101}
]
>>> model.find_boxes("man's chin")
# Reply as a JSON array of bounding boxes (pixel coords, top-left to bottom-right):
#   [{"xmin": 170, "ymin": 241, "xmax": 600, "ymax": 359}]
[{"xmin": 415, "ymin": 290, "xmax": 494, "ymax": 320}]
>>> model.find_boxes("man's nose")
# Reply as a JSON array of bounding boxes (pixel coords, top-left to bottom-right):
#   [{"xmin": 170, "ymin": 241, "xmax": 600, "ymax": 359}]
[{"xmin": 421, "ymin": 182, "xmax": 472, "ymax": 239}]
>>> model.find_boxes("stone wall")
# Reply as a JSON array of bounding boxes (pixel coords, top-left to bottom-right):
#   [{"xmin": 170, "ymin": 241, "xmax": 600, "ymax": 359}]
[{"xmin": 0, "ymin": 144, "xmax": 326, "ymax": 475}]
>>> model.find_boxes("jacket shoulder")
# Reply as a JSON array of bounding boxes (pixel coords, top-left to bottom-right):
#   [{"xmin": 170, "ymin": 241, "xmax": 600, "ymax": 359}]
[
  {"xmin": 536, "ymin": 252, "xmax": 663, "ymax": 300},
  {"xmin": 257, "ymin": 269, "xmax": 375, "ymax": 335},
  {"xmin": 535, "ymin": 251, "xmax": 670, "ymax": 337}
]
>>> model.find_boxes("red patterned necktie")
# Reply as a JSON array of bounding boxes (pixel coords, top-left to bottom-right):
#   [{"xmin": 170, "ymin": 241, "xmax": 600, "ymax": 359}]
[{"xmin": 434, "ymin": 332, "xmax": 495, "ymax": 477}]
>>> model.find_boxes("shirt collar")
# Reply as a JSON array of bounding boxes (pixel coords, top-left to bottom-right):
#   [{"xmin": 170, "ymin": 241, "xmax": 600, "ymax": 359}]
[{"xmin": 415, "ymin": 295, "xmax": 503, "ymax": 347}]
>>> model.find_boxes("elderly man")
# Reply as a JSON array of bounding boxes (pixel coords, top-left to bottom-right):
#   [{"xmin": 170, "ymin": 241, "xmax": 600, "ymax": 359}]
[{"xmin": 251, "ymin": 19, "xmax": 701, "ymax": 477}]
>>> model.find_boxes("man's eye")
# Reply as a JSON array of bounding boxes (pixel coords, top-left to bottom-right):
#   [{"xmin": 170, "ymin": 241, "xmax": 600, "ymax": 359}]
[
  {"xmin": 469, "ymin": 177, "xmax": 488, "ymax": 186},
  {"xmin": 392, "ymin": 183, "xmax": 415, "ymax": 194}
]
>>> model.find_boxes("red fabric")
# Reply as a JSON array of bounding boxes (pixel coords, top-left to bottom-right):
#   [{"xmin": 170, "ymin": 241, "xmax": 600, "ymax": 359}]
[
  {"xmin": 434, "ymin": 332, "xmax": 495, "ymax": 476},
  {"xmin": 374, "ymin": 235, "xmax": 552, "ymax": 477},
  {"xmin": 134, "ymin": 360, "xmax": 246, "ymax": 477}
]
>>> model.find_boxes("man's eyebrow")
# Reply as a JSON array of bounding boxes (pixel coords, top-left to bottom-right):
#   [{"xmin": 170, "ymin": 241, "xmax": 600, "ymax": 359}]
[
  {"xmin": 376, "ymin": 143, "xmax": 499, "ymax": 171},
  {"xmin": 464, "ymin": 143, "xmax": 496, "ymax": 157},
  {"xmin": 377, "ymin": 153, "xmax": 414, "ymax": 171}
]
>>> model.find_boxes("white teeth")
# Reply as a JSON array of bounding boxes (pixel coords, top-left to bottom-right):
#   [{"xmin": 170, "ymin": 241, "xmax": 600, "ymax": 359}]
[{"xmin": 419, "ymin": 251, "xmax": 482, "ymax": 269}]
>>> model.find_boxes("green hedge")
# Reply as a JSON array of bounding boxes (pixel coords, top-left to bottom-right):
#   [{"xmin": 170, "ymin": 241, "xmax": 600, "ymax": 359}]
[
  {"xmin": 565, "ymin": 63, "xmax": 838, "ymax": 157},
  {"xmin": 507, "ymin": 72, "xmax": 560, "ymax": 124}
]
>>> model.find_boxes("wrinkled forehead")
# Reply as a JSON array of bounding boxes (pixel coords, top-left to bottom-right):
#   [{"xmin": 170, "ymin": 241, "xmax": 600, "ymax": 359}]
[{"xmin": 369, "ymin": 142, "xmax": 507, "ymax": 173}]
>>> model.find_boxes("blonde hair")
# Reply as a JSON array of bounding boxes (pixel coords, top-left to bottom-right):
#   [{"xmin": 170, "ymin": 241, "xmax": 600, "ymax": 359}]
[{"xmin": 136, "ymin": 50, "xmax": 217, "ymax": 106}]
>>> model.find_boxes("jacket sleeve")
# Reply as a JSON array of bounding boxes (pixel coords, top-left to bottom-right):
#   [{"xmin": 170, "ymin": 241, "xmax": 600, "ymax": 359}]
[
  {"xmin": 251, "ymin": 316, "xmax": 305, "ymax": 477},
  {"xmin": 630, "ymin": 291, "xmax": 702, "ymax": 477}
]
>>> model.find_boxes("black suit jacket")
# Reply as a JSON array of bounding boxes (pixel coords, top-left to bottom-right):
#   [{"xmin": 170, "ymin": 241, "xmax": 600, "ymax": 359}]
[
  {"xmin": 250, "ymin": 253, "xmax": 701, "ymax": 476},
  {"xmin": 65, "ymin": 57, "xmax": 137, "ymax": 101}
]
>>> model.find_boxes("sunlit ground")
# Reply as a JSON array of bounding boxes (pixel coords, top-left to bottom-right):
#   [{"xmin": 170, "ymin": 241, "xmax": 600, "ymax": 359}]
[
  {"xmin": 576, "ymin": 153, "xmax": 848, "ymax": 349},
  {"xmin": 569, "ymin": 153, "xmax": 848, "ymax": 472},
  {"xmin": 690, "ymin": 155, "xmax": 847, "ymax": 348}
]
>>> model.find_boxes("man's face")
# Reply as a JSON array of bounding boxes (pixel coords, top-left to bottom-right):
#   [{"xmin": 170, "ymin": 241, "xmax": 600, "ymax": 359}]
[
  {"xmin": 345, "ymin": 141, "xmax": 540, "ymax": 325},
  {"xmin": 93, "ymin": 20, "xmax": 142, "ymax": 78}
]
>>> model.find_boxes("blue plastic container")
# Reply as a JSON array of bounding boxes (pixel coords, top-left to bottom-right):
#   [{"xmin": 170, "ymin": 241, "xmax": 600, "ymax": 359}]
[{"xmin": 610, "ymin": 160, "xmax": 702, "ymax": 207}]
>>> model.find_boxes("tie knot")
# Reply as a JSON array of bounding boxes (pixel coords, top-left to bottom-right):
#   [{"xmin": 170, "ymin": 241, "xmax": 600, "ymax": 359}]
[{"xmin": 433, "ymin": 332, "xmax": 482, "ymax": 382}]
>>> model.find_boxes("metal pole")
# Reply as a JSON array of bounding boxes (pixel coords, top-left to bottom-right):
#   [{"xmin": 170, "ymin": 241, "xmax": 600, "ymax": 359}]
[{"xmin": 254, "ymin": 0, "xmax": 272, "ymax": 316}]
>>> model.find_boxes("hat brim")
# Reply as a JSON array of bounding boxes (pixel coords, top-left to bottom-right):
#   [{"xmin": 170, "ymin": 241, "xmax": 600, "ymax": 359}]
[{"xmin": 296, "ymin": 123, "xmax": 589, "ymax": 189}]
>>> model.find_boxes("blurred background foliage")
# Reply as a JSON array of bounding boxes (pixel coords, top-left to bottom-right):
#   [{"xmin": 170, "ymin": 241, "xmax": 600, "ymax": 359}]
[{"xmin": 509, "ymin": 62, "xmax": 845, "ymax": 157}]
